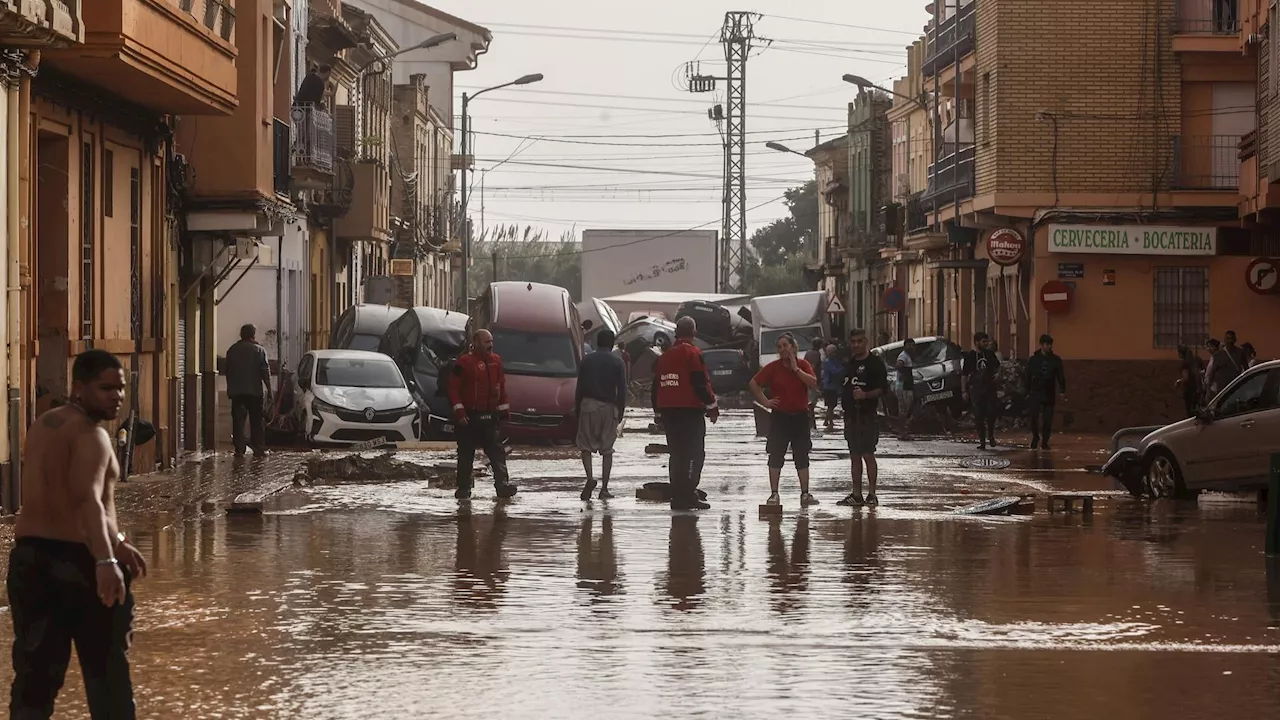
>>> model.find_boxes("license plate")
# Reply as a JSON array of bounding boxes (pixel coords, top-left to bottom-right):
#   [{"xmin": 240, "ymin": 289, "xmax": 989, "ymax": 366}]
[
  {"xmin": 441, "ymin": 423, "xmax": 455, "ymax": 433},
  {"xmin": 712, "ymin": 369, "xmax": 734, "ymax": 376},
  {"xmin": 924, "ymin": 390, "xmax": 954, "ymax": 403},
  {"xmin": 348, "ymin": 436, "xmax": 388, "ymax": 452}
]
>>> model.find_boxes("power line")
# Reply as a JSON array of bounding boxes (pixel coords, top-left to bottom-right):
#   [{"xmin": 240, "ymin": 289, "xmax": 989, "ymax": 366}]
[
  {"xmin": 761, "ymin": 14, "xmax": 925, "ymax": 37},
  {"xmin": 470, "ymin": 126, "xmax": 846, "ymax": 143},
  {"xmin": 481, "ymin": 21, "xmax": 912, "ymax": 47},
  {"xmin": 457, "ymin": 94, "xmax": 847, "ymax": 120},
  {"xmin": 455, "ymin": 85, "xmax": 856, "ymax": 112}
]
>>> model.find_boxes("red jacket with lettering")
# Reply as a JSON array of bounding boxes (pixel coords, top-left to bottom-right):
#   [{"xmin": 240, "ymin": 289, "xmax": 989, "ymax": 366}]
[
  {"xmin": 446, "ymin": 351, "xmax": 510, "ymax": 418},
  {"xmin": 651, "ymin": 339, "xmax": 717, "ymax": 410}
]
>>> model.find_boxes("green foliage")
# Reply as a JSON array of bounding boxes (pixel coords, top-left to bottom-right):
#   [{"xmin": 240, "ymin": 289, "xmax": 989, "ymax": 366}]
[
  {"xmin": 739, "ymin": 180, "xmax": 818, "ymax": 296},
  {"xmin": 470, "ymin": 224, "xmax": 582, "ymax": 299}
]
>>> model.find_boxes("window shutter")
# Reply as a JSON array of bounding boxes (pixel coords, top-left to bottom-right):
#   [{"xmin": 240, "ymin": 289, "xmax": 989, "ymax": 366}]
[{"xmin": 334, "ymin": 105, "xmax": 356, "ymax": 157}]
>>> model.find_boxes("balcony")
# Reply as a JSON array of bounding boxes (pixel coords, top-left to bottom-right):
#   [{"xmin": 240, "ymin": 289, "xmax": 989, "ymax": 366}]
[
  {"xmin": 273, "ymin": 118, "xmax": 291, "ymax": 198},
  {"xmin": 291, "ymin": 104, "xmax": 335, "ymax": 190},
  {"xmin": 1170, "ymin": 134, "xmax": 1240, "ymax": 190},
  {"xmin": 0, "ymin": 0, "xmax": 83, "ymax": 46},
  {"xmin": 922, "ymin": 1, "xmax": 975, "ymax": 78},
  {"xmin": 905, "ymin": 193, "xmax": 930, "ymax": 235},
  {"xmin": 311, "ymin": 157, "xmax": 354, "ymax": 220},
  {"xmin": 335, "ymin": 160, "xmax": 392, "ymax": 243},
  {"xmin": 920, "ymin": 145, "xmax": 975, "ymax": 212},
  {"xmin": 1173, "ymin": 0, "xmax": 1238, "ymax": 51},
  {"xmin": 42, "ymin": 0, "xmax": 236, "ymax": 115}
]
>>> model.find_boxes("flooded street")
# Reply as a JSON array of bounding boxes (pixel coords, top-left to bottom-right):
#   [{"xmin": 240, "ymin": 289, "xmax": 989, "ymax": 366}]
[{"xmin": 3, "ymin": 411, "xmax": 1279, "ymax": 719}]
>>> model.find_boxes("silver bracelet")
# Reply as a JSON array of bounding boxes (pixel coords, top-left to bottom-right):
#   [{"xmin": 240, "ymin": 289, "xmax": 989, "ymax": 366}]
[{"xmin": 96, "ymin": 557, "xmax": 118, "ymax": 567}]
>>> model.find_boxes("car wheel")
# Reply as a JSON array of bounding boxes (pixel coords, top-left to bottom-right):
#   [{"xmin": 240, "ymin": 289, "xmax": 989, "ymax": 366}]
[
  {"xmin": 654, "ymin": 332, "xmax": 671, "ymax": 349},
  {"xmin": 1144, "ymin": 449, "xmax": 1187, "ymax": 499}
]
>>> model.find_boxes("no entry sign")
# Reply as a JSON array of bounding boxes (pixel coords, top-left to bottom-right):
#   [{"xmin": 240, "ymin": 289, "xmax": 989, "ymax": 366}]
[
  {"xmin": 1246, "ymin": 257, "xmax": 1279, "ymax": 295},
  {"xmin": 1040, "ymin": 280, "xmax": 1073, "ymax": 314}
]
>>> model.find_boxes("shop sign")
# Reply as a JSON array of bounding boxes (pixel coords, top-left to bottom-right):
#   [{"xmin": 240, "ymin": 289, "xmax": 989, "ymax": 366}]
[
  {"xmin": 1047, "ymin": 225, "xmax": 1216, "ymax": 256},
  {"xmin": 1057, "ymin": 263, "xmax": 1084, "ymax": 279},
  {"xmin": 1102, "ymin": 269, "xmax": 1116, "ymax": 286},
  {"xmin": 986, "ymin": 228, "xmax": 1026, "ymax": 266}
]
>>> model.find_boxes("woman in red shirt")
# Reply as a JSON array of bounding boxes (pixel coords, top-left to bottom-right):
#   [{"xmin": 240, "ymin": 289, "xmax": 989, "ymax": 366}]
[{"xmin": 750, "ymin": 334, "xmax": 820, "ymax": 507}]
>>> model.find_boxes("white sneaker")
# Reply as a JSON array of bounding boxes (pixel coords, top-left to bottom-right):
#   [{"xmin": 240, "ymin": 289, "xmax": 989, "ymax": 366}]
[
  {"xmin": 766, "ymin": 492, "xmax": 781, "ymax": 506},
  {"xmin": 800, "ymin": 492, "xmax": 819, "ymax": 507}
]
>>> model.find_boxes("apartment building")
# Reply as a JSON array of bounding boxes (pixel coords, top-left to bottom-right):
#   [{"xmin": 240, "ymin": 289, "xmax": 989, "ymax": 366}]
[
  {"xmin": 805, "ymin": 133, "xmax": 849, "ymax": 336},
  {"xmin": 391, "ymin": 74, "xmax": 454, "ymax": 309},
  {"xmin": 885, "ymin": 0, "xmax": 1272, "ymax": 431},
  {"xmin": 846, "ymin": 90, "xmax": 894, "ymax": 340},
  {"xmin": 888, "ymin": 37, "xmax": 936, "ymax": 339}
]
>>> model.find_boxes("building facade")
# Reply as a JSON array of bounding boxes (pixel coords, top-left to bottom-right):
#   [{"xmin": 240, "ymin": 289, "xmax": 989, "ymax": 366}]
[
  {"xmin": 876, "ymin": 0, "xmax": 1277, "ymax": 432},
  {"xmin": 805, "ymin": 134, "xmax": 849, "ymax": 337}
]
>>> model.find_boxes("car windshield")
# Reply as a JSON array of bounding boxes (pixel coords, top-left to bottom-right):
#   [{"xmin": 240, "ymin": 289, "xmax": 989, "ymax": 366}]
[
  {"xmin": 347, "ymin": 333, "xmax": 382, "ymax": 352},
  {"xmin": 1213, "ymin": 370, "xmax": 1275, "ymax": 416},
  {"xmin": 762, "ymin": 326, "xmax": 823, "ymax": 351},
  {"xmin": 316, "ymin": 357, "xmax": 404, "ymax": 388},
  {"xmin": 491, "ymin": 328, "xmax": 579, "ymax": 377},
  {"xmin": 412, "ymin": 333, "xmax": 466, "ymax": 377},
  {"xmin": 898, "ymin": 339, "xmax": 961, "ymax": 368}
]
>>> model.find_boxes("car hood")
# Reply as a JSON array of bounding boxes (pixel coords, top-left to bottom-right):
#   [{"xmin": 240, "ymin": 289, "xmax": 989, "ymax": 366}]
[
  {"xmin": 1142, "ymin": 417, "xmax": 1196, "ymax": 447},
  {"xmin": 315, "ymin": 385, "xmax": 413, "ymax": 411},
  {"xmin": 506, "ymin": 375, "xmax": 577, "ymax": 414}
]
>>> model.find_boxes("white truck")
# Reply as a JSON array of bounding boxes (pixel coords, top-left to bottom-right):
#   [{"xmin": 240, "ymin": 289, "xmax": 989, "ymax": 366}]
[{"xmin": 750, "ymin": 291, "xmax": 830, "ymax": 367}]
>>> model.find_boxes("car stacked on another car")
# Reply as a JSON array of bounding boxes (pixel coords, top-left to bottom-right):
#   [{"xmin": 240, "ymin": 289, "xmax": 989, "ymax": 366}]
[
  {"xmin": 871, "ymin": 336, "xmax": 966, "ymax": 418},
  {"xmin": 293, "ymin": 350, "xmax": 420, "ymax": 445}
]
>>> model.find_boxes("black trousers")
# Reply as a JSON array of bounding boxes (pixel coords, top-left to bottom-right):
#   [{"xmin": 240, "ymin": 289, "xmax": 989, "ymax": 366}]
[
  {"xmin": 1028, "ymin": 401, "xmax": 1055, "ymax": 445},
  {"xmin": 7, "ymin": 537, "xmax": 136, "ymax": 720},
  {"xmin": 1183, "ymin": 391, "xmax": 1198, "ymax": 419},
  {"xmin": 230, "ymin": 394, "xmax": 265, "ymax": 454},
  {"xmin": 766, "ymin": 411, "xmax": 812, "ymax": 470},
  {"xmin": 662, "ymin": 408, "xmax": 706, "ymax": 503},
  {"xmin": 972, "ymin": 392, "xmax": 997, "ymax": 443},
  {"xmin": 456, "ymin": 412, "xmax": 511, "ymax": 491}
]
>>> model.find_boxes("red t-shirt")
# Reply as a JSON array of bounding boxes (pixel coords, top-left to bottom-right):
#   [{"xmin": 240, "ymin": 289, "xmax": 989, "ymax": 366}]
[{"xmin": 753, "ymin": 358, "xmax": 815, "ymax": 413}]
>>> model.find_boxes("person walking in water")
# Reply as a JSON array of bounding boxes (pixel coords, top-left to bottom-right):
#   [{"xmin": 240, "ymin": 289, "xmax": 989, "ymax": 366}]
[
  {"xmin": 838, "ymin": 329, "xmax": 889, "ymax": 507},
  {"xmin": 224, "ymin": 323, "xmax": 273, "ymax": 457},
  {"xmin": 576, "ymin": 329, "xmax": 628, "ymax": 501},
  {"xmin": 652, "ymin": 317, "xmax": 719, "ymax": 511},
  {"xmin": 803, "ymin": 337, "xmax": 824, "ymax": 430},
  {"xmin": 894, "ymin": 338, "xmax": 917, "ymax": 439},
  {"xmin": 962, "ymin": 332, "xmax": 1001, "ymax": 450},
  {"xmin": 1175, "ymin": 345, "xmax": 1203, "ymax": 418},
  {"xmin": 821, "ymin": 343, "xmax": 844, "ymax": 432},
  {"xmin": 1026, "ymin": 334, "xmax": 1067, "ymax": 450},
  {"xmin": 751, "ymin": 334, "xmax": 820, "ymax": 508},
  {"xmin": 448, "ymin": 329, "xmax": 518, "ymax": 500},
  {"xmin": 9, "ymin": 350, "xmax": 148, "ymax": 718}
]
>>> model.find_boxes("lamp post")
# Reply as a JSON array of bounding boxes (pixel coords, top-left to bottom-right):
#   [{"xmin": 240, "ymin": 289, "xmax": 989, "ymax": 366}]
[
  {"xmin": 459, "ymin": 73, "xmax": 544, "ymax": 309},
  {"xmin": 358, "ymin": 32, "xmax": 457, "ymax": 73},
  {"xmin": 765, "ymin": 141, "xmax": 807, "ymax": 158}
]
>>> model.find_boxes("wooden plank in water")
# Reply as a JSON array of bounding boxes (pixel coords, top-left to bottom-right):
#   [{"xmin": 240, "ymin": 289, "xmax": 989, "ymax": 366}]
[{"xmin": 227, "ymin": 480, "xmax": 296, "ymax": 514}]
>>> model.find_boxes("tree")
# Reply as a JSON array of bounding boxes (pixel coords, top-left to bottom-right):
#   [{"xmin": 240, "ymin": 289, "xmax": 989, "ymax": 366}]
[
  {"xmin": 739, "ymin": 180, "xmax": 818, "ymax": 296},
  {"xmin": 470, "ymin": 224, "xmax": 582, "ymax": 299}
]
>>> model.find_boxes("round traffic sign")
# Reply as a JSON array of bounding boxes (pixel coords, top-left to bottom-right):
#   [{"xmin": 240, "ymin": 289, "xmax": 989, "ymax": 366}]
[
  {"xmin": 1246, "ymin": 257, "xmax": 1279, "ymax": 295},
  {"xmin": 1040, "ymin": 280, "xmax": 1073, "ymax": 314},
  {"xmin": 882, "ymin": 286, "xmax": 906, "ymax": 313},
  {"xmin": 986, "ymin": 228, "xmax": 1026, "ymax": 267}
]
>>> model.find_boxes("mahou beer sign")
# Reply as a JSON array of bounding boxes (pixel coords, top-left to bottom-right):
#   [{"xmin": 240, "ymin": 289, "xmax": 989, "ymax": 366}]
[{"xmin": 986, "ymin": 228, "xmax": 1026, "ymax": 267}]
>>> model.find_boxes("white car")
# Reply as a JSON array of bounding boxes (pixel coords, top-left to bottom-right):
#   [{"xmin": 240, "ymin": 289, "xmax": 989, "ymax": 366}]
[{"xmin": 294, "ymin": 350, "xmax": 421, "ymax": 445}]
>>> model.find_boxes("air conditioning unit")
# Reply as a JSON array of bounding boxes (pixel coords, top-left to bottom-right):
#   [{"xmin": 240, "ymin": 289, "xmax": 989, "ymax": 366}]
[{"xmin": 895, "ymin": 173, "xmax": 911, "ymax": 198}]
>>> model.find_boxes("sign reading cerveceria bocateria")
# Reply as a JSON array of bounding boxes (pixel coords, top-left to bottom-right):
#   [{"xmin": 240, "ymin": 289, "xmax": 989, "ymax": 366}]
[{"xmin": 1047, "ymin": 225, "xmax": 1217, "ymax": 256}]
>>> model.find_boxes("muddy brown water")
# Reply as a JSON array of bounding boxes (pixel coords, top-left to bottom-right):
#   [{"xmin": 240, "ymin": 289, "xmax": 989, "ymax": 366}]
[{"xmin": 0, "ymin": 413, "xmax": 1276, "ymax": 718}]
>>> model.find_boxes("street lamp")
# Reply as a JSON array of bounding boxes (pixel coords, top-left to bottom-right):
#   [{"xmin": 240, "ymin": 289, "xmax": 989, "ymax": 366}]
[
  {"xmin": 766, "ymin": 141, "xmax": 807, "ymax": 158},
  {"xmin": 359, "ymin": 32, "xmax": 457, "ymax": 72},
  {"xmin": 842, "ymin": 73, "xmax": 926, "ymax": 110},
  {"xmin": 459, "ymin": 73, "xmax": 545, "ymax": 309}
]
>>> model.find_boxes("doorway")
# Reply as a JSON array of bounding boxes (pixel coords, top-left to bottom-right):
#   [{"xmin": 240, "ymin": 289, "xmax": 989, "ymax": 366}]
[{"xmin": 34, "ymin": 132, "xmax": 72, "ymax": 416}]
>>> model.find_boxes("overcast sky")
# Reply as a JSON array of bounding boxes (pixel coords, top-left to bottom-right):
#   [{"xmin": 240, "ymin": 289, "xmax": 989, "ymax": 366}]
[{"xmin": 426, "ymin": 1, "xmax": 930, "ymax": 242}]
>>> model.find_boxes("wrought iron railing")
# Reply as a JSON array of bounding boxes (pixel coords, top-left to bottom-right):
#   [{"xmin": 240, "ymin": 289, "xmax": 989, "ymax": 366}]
[
  {"xmin": 922, "ymin": 2, "xmax": 975, "ymax": 77},
  {"xmin": 1173, "ymin": 0, "xmax": 1239, "ymax": 34},
  {"xmin": 921, "ymin": 145, "xmax": 975, "ymax": 211},
  {"xmin": 1170, "ymin": 134, "xmax": 1241, "ymax": 190},
  {"xmin": 291, "ymin": 103, "xmax": 335, "ymax": 175},
  {"xmin": 905, "ymin": 192, "xmax": 930, "ymax": 234}
]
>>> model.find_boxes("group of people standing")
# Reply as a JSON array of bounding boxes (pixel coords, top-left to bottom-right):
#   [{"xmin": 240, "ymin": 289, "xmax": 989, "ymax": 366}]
[{"xmin": 1177, "ymin": 330, "xmax": 1262, "ymax": 418}]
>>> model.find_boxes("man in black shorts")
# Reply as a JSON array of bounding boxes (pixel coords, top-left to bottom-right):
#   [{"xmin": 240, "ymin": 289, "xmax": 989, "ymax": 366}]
[{"xmin": 838, "ymin": 329, "xmax": 889, "ymax": 507}]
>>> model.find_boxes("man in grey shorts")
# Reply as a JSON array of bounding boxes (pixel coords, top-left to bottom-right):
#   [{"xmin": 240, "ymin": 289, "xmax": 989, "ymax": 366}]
[{"xmin": 575, "ymin": 329, "xmax": 628, "ymax": 500}]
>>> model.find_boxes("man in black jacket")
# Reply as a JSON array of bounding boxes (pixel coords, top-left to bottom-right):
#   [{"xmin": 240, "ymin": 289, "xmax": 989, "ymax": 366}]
[
  {"xmin": 1026, "ymin": 334, "xmax": 1066, "ymax": 450},
  {"xmin": 224, "ymin": 324, "xmax": 273, "ymax": 457},
  {"xmin": 962, "ymin": 332, "xmax": 1001, "ymax": 450}
]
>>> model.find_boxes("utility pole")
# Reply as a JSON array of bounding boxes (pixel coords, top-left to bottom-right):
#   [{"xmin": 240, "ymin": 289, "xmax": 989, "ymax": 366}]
[{"xmin": 684, "ymin": 11, "xmax": 756, "ymax": 293}]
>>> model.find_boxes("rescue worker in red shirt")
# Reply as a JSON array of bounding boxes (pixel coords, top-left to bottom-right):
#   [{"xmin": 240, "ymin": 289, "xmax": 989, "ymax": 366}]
[
  {"xmin": 651, "ymin": 317, "xmax": 719, "ymax": 510},
  {"xmin": 447, "ymin": 329, "xmax": 517, "ymax": 500},
  {"xmin": 750, "ymin": 333, "xmax": 820, "ymax": 508}
]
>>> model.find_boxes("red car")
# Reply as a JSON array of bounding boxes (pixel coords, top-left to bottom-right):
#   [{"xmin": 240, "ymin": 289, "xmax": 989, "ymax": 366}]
[{"xmin": 469, "ymin": 282, "xmax": 583, "ymax": 443}]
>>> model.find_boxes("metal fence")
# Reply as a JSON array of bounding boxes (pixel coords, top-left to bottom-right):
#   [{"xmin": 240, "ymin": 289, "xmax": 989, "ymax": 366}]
[
  {"xmin": 291, "ymin": 103, "xmax": 335, "ymax": 175},
  {"xmin": 1174, "ymin": 0, "xmax": 1239, "ymax": 34},
  {"xmin": 1171, "ymin": 134, "xmax": 1240, "ymax": 190}
]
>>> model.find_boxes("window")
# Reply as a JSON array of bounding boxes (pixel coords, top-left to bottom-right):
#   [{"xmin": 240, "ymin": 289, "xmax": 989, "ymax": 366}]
[
  {"xmin": 1153, "ymin": 267, "xmax": 1209, "ymax": 349},
  {"xmin": 315, "ymin": 357, "xmax": 404, "ymax": 388},
  {"xmin": 81, "ymin": 140, "xmax": 93, "ymax": 341},
  {"xmin": 490, "ymin": 328, "xmax": 579, "ymax": 377},
  {"xmin": 1212, "ymin": 369, "xmax": 1277, "ymax": 417},
  {"xmin": 103, "ymin": 149, "xmax": 113, "ymax": 217},
  {"xmin": 761, "ymin": 326, "xmax": 824, "ymax": 352}
]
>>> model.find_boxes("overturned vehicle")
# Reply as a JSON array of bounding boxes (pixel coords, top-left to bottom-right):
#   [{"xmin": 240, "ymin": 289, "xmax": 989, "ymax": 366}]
[{"xmin": 379, "ymin": 307, "xmax": 470, "ymax": 440}]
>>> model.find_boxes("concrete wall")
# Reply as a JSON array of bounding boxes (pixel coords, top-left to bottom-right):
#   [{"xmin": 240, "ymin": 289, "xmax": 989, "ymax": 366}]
[{"xmin": 215, "ymin": 222, "xmax": 311, "ymax": 375}]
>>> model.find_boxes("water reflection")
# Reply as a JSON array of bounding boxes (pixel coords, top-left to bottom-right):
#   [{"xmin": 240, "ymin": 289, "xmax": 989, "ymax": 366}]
[
  {"xmin": 453, "ymin": 508, "xmax": 510, "ymax": 610},
  {"xmin": 662, "ymin": 514, "xmax": 705, "ymax": 612},
  {"xmin": 576, "ymin": 513, "xmax": 622, "ymax": 602},
  {"xmin": 842, "ymin": 515, "xmax": 882, "ymax": 592},
  {"xmin": 765, "ymin": 516, "xmax": 809, "ymax": 614}
]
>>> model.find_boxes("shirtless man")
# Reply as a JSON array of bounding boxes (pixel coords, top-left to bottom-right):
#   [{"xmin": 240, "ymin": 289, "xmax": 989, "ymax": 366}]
[{"xmin": 8, "ymin": 349, "xmax": 147, "ymax": 718}]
